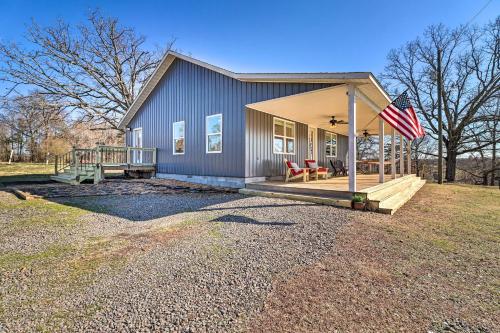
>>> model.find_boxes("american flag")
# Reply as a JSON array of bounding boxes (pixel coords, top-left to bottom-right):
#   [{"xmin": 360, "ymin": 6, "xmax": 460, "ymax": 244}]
[{"xmin": 379, "ymin": 91, "xmax": 425, "ymax": 140}]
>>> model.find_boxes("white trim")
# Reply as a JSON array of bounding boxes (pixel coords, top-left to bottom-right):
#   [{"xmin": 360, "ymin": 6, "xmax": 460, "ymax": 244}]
[
  {"xmin": 118, "ymin": 51, "xmax": 392, "ymax": 129},
  {"xmin": 132, "ymin": 127, "xmax": 143, "ymax": 164},
  {"xmin": 273, "ymin": 117, "xmax": 296, "ymax": 155},
  {"xmin": 379, "ymin": 118, "xmax": 385, "ymax": 183},
  {"xmin": 355, "ymin": 88, "xmax": 383, "ymax": 114},
  {"xmin": 206, "ymin": 114, "xmax": 223, "ymax": 154},
  {"xmin": 307, "ymin": 126, "xmax": 318, "ymax": 160},
  {"xmin": 325, "ymin": 131, "xmax": 337, "ymax": 158},
  {"xmin": 172, "ymin": 121, "xmax": 185, "ymax": 155},
  {"xmin": 348, "ymin": 85, "xmax": 357, "ymax": 192}
]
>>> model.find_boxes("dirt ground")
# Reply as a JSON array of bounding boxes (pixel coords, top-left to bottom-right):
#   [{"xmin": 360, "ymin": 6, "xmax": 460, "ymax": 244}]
[{"xmin": 248, "ymin": 184, "xmax": 499, "ymax": 332}]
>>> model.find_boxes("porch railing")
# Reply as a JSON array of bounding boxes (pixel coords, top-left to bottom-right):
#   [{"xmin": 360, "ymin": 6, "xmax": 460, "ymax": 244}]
[{"xmin": 54, "ymin": 145, "xmax": 157, "ymax": 176}]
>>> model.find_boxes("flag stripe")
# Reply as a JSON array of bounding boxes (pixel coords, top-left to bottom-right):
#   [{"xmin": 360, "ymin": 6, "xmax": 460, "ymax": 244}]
[
  {"xmin": 385, "ymin": 105, "xmax": 419, "ymax": 138},
  {"xmin": 379, "ymin": 91, "xmax": 425, "ymax": 141},
  {"xmin": 379, "ymin": 112, "xmax": 415, "ymax": 139}
]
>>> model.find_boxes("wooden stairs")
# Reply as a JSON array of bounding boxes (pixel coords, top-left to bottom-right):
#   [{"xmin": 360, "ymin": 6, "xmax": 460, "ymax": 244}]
[
  {"xmin": 50, "ymin": 165, "xmax": 96, "ymax": 185},
  {"xmin": 240, "ymin": 174, "xmax": 425, "ymax": 215},
  {"xmin": 363, "ymin": 174, "xmax": 426, "ymax": 214}
]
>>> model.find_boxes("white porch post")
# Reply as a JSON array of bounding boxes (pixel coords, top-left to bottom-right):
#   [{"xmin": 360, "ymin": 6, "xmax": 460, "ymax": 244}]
[
  {"xmin": 348, "ymin": 85, "xmax": 357, "ymax": 192},
  {"xmin": 378, "ymin": 118, "xmax": 384, "ymax": 183},
  {"xmin": 407, "ymin": 140, "xmax": 412, "ymax": 174},
  {"xmin": 399, "ymin": 134, "xmax": 404, "ymax": 176},
  {"xmin": 391, "ymin": 128, "xmax": 396, "ymax": 179}
]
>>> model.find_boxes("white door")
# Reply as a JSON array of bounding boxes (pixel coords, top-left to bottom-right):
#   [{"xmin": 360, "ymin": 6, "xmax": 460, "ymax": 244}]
[
  {"xmin": 308, "ymin": 127, "xmax": 317, "ymax": 160},
  {"xmin": 132, "ymin": 128, "xmax": 143, "ymax": 163}
]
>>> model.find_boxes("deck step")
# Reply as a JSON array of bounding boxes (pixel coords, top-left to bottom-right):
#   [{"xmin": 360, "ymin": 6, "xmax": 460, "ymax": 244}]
[
  {"xmin": 239, "ymin": 188, "xmax": 352, "ymax": 208},
  {"xmin": 377, "ymin": 179, "xmax": 426, "ymax": 215},
  {"xmin": 360, "ymin": 175, "xmax": 418, "ymax": 200},
  {"xmin": 365, "ymin": 175, "xmax": 419, "ymax": 202},
  {"xmin": 50, "ymin": 174, "xmax": 79, "ymax": 185}
]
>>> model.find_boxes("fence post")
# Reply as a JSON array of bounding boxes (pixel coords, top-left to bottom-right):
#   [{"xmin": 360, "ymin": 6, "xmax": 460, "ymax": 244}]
[
  {"xmin": 126, "ymin": 146, "xmax": 131, "ymax": 164},
  {"xmin": 74, "ymin": 148, "xmax": 80, "ymax": 179},
  {"xmin": 153, "ymin": 148, "xmax": 157, "ymax": 165}
]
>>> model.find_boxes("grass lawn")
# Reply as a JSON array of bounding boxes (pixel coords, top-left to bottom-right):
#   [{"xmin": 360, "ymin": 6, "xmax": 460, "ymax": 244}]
[
  {"xmin": 0, "ymin": 162, "xmax": 54, "ymax": 183},
  {"xmin": 251, "ymin": 183, "xmax": 500, "ymax": 332}
]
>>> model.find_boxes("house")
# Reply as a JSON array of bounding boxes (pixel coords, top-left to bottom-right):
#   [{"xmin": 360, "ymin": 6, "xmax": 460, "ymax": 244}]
[{"xmin": 117, "ymin": 51, "xmax": 425, "ymax": 213}]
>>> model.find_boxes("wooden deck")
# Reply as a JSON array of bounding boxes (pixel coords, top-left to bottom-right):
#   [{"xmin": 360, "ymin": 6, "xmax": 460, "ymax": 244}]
[
  {"xmin": 51, "ymin": 146, "xmax": 157, "ymax": 185},
  {"xmin": 242, "ymin": 173, "xmax": 426, "ymax": 214}
]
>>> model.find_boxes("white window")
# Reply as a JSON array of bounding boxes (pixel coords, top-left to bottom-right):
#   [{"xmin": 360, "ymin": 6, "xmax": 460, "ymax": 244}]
[
  {"xmin": 273, "ymin": 117, "xmax": 295, "ymax": 154},
  {"xmin": 206, "ymin": 114, "xmax": 222, "ymax": 153},
  {"xmin": 173, "ymin": 121, "xmax": 185, "ymax": 155},
  {"xmin": 325, "ymin": 131, "xmax": 337, "ymax": 157}
]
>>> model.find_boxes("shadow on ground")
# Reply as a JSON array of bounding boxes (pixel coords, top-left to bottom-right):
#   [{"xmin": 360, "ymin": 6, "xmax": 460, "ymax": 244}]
[
  {"xmin": 211, "ymin": 214, "xmax": 296, "ymax": 226},
  {"xmin": 48, "ymin": 193, "xmax": 316, "ymax": 222}
]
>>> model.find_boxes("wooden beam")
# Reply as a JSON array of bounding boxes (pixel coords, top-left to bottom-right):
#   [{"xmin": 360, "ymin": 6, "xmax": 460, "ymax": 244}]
[
  {"xmin": 391, "ymin": 128, "xmax": 396, "ymax": 179},
  {"xmin": 379, "ymin": 118, "xmax": 385, "ymax": 183},
  {"xmin": 399, "ymin": 134, "xmax": 404, "ymax": 176},
  {"xmin": 348, "ymin": 84, "xmax": 357, "ymax": 192},
  {"xmin": 407, "ymin": 140, "xmax": 412, "ymax": 174},
  {"xmin": 355, "ymin": 88, "xmax": 382, "ymax": 114}
]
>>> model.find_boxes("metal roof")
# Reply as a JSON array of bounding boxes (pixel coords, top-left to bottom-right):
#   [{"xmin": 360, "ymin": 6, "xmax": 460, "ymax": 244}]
[{"xmin": 118, "ymin": 51, "xmax": 391, "ymax": 129}]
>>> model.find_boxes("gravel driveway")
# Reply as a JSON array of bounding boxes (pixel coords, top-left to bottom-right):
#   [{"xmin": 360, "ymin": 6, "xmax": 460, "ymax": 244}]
[
  {"xmin": 74, "ymin": 193, "xmax": 353, "ymax": 332},
  {"xmin": 1, "ymin": 191, "xmax": 356, "ymax": 332}
]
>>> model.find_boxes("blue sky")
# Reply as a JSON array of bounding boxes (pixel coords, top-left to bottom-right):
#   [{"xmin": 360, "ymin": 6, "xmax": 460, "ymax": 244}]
[{"xmin": 0, "ymin": 0, "xmax": 498, "ymax": 76}]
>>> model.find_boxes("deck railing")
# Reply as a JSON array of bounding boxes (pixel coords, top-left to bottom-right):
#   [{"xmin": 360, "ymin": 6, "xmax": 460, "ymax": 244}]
[{"xmin": 54, "ymin": 145, "xmax": 157, "ymax": 176}]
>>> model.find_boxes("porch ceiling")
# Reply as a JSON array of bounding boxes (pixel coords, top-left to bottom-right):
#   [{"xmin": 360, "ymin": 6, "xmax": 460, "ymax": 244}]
[{"xmin": 245, "ymin": 84, "xmax": 393, "ymax": 136}]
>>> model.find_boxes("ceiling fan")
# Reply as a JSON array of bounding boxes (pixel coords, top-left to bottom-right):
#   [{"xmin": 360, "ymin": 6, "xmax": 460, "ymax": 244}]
[{"xmin": 328, "ymin": 116, "xmax": 348, "ymax": 128}]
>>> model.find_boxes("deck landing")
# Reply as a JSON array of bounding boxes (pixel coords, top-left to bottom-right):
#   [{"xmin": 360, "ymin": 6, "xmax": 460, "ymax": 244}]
[{"xmin": 241, "ymin": 174, "xmax": 425, "ymax": 214}]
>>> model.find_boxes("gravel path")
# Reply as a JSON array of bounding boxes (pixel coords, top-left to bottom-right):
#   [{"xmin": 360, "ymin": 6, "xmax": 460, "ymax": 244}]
[{"xmin": 1, "ymin": 192, "xmax": 357, "ymax": 332}]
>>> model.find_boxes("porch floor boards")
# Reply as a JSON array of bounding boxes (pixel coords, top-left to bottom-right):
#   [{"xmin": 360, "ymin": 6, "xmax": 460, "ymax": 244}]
[
  {"xmin": 242, "ymin": 174, "xmax": 425, "ymax": 214},
  {"xmin": 253, "ymin": 174, "xmax": 394, "ymax": 192}
]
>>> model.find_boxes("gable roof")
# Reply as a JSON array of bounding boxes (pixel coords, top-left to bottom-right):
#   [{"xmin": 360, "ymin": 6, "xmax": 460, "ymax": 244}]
[{"xmin": 118, "ymin": 50, "xmax": 391, "ymax": 129}]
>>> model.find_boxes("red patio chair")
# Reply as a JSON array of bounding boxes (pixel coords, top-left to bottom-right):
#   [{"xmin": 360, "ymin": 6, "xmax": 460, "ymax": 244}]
[
  {"xmin": 284, "ymin": 159, "xmax": 309, "ymax": 182},
  {"xmin": 304, "ymin": 159, "xmax": 329, "ymax": 180}
]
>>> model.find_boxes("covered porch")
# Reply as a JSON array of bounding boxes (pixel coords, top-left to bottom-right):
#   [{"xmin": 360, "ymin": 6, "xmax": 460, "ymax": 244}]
[{"xmin": 242, "ymin": 80, "xmax": 425, "ymax": 214}]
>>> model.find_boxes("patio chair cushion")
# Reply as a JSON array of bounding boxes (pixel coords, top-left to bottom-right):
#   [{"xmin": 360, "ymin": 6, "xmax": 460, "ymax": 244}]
[
  {"xmin": 306, "ymin": 160, "xmax": 319, "ymax": 169},
  {"xmin": 290, "ymin": 162, "xmax": 301, "ymax": 172},
  {"xmin": 286, "ymin": 160, "xmax": 304, "ymax": 176}
]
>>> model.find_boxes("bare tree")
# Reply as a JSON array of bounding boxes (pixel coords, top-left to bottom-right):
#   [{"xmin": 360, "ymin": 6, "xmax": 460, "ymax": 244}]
[
  {"xmin": 0, "ymin": 93, "xmax": 68, "ymax": 162},
  {"xmin": 383, "ymin": 17, "xmax": 499, "ymax": 181},
  {"xmin": 0, "ymin": 10, "xmax": 174, "ymax": 130}
]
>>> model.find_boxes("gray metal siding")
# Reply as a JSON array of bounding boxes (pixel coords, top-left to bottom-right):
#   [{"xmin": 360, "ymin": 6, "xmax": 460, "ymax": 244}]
[
  {"xmin": 317, "ymin": 128, "xmax": 348, "ymax": 169},
  {"xmin": 126, "ymin": 58, "xmax": 332, "ymax": 178},
  {"xmin": 245, "ymin": 108, "xmax": 308, "ymax": 177}
]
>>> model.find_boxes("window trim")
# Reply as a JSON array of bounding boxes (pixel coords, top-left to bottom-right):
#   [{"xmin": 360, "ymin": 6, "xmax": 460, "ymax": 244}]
[
  {"xmin": 206, "ymin": 114, "xmax": 223, "ymax": 154},
  {"xmin": 172, "ymin": 121, "xmax": 185, "ymax": 155},
  {"xmin": 273, "ymin": 117, "xmax": 296, "ymax": 155},
  {"xmin": 325, "ymin": 131, "xmax": 337, "ymax": 158}
]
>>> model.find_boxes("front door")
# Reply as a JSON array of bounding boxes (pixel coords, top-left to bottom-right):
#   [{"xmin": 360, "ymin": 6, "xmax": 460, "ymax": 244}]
[
  {"xmin": 308, "ymin": 127, "xmax": 317, "ymax": 160},
  {"xmin": 132, "ymin": 128, "xmax": 143, "ymax": 163}
]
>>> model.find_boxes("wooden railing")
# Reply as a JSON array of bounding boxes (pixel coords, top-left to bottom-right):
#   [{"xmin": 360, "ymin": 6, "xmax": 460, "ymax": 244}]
[{"xmin": 54, "ymin": 146, "xmax": 157, "ymax": 176}]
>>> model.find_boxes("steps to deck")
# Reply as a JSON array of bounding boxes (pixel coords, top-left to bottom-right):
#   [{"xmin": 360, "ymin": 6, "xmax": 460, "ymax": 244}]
[
  {"xmin": 361, "ymin": 175, "xmax": 426, "ymax": 215},
  {"xmin": 240, "ymin": 174, "xmax": 426, "ymax": 215},
  {"xmin": 50, "ymin": 166, "xmax": 96, "ymax": 185},
  {"xmin": 377, "ymin": 178, "xmax": 426, "ymax": 215}
]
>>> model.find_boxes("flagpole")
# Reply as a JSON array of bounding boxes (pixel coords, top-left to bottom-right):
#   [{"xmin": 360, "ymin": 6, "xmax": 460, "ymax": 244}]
[{"xmin": 437, "ymin": 48, "xmax": 443, "ymax": 184}]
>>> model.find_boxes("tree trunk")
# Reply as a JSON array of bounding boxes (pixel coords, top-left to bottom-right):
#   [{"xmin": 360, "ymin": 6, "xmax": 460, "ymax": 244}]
[
  {"xmin": 491, "ymin": 135, "xmax": 497, "ymax": 186},
  {"xmin": 446, "ymin": 149, "xmax": 457, "ymax": 182}
]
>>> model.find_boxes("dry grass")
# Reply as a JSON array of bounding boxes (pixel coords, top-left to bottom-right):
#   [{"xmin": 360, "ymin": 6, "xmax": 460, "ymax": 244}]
[
  {"xmin": 0, "ymin": 162, "xmax": 54, "ymax": 182},
  {"xmin": 0, "ymin": 162, "xmax": 53, "ymax": 176},
  {"xmin": 249, "ymin": 184, "xmax": 500, "ymax": 332}
]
